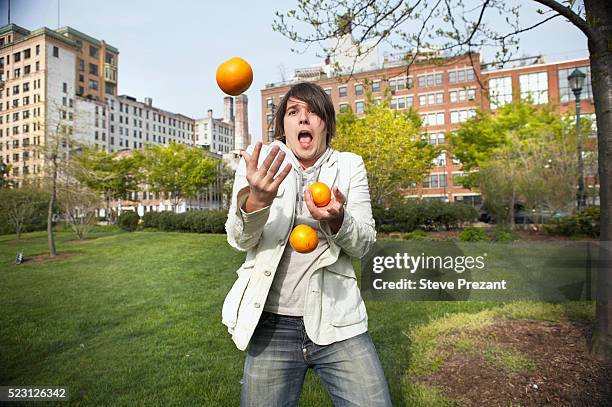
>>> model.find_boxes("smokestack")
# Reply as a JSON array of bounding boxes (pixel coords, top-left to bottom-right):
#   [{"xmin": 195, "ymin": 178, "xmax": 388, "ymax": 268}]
[
  {"xmin": 223, "ymin": 97, "xmax": 234, "ymax": 123},
  {"xmin": 207, "ymin": 109, "xmax": 213, "ymax": 118},
  {"xmin": 234, "ymin": 94, "xmax": 249, "ymax": 150}
]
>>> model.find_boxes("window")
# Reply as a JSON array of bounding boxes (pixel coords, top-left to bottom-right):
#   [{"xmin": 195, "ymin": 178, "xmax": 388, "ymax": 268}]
[
  {"xmin": 371, "ymin": 80, "xmax": 381, "ymax": 92},
  {"xmin": 339, "ymin": 103, "xmax": 349, "ymax": 112},
  {"xmin": 63, "ymin": 82, "xmax": 67, "ymax": 93},
  {"xmin": 89, "ymin": 63, "xmax": 98, "ymax": 75},
  {"xmin": 89, "ymin": 46, "xmax": 99, "ymax": 58},
  {"xmin": 24, "ymin": 49, "xmax": 30, "ymax": 59},
  {"xmin": 338, "ymin": 86, "xmax": 347, "ymax": 97},
  {"xmin": 35, "ymin": 61, "xmax": 39, "ymax": 71},
  {"xmin": 428, "ymin": 133, "xmax": 445, "ymax": 145},
  {"xmin": 14, "ymin": 68, "xmax": 20, "ymax": 78},
  {"xmin": 389, "ymin": 76, "xmax": 411, "ymax": 91},
  {"xmin": 434, "ymin": 152, "xmax": 446, "ymax": 166},
  {"xmin": 105, "ymin": 52, "xmax": 114, "ymax": 64},
  {"xmin": 324, "ymin": 88, "xmax": 332, "ymax": 96},
  {"xmin": 53, "ymin": 46, "xmax": 59, "ymax": 57},
  {"xmin": 36, "ymin": 45, "xmax": 40, "ymax": 55},
  {"xmin": 12, "ymin": 85, "xmax": 19, "ymax": 95},
  {"xmin": 453, "ymin": 173, "xmax": 465, "ymax": 187},
  {"xmin": 417, "ymin": 73, "xmax": 442, "ymax": 88},
  {"xmin": 355, "ymin": 101, "xmax": 364, "ymax": 113},
  {"xmin": 519, "ymin": 71, "xmax": 548, "ymax": 104},
  {"xmin": 355, "ymin": 83, "xmax": 364, "ymax": 96},
  {"xmin": 24, "ymin": 65, "xmax": 30, "ymax": 75},
  {"xmin": 79, "ymin": 59, "xmax": 84, "ymax": 72},
  {"xmin": 488, "ymin": 77, "xmax": 512, "ymax": 109},
  {"xmin": 558, "ymin": 66, "xmax": 593, "ymax": 103},
  {"xmin": 421, "ymin": 112, "xmax": 445, "ymax": 126},
  {"xmin": 450, "ymin": 109, "xmax": 476, "ymax": 123},
  {"xmin": 13, "ymin": 52, "xmax": 20, "ymax": 63},
  {"xmin": 449, "ymin": 67, "xmax": 475, "ymax": 84},
  {"xmin": 89, "ymin": 79, "xmax": 98, "ymax": 90}
]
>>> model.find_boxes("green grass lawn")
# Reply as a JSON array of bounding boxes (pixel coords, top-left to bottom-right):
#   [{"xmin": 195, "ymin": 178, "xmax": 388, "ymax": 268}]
[{"xmin": 0, "ymin": 229, "xmax": 593, "ymax": 406}]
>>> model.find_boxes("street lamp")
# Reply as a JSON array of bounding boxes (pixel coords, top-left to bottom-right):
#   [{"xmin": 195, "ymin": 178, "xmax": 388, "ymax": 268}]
[
  {"xmin": 267, "ymin": 102, "xmax": 277, "ymax": 143},
  {"xmin": 568, "ymin": 68, "xmax": 587, "ymax": 210}
]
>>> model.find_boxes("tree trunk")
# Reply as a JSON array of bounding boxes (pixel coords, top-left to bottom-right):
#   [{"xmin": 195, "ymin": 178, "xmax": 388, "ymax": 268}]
[
  {"xmin": 47, "ymin": 157, "xmax": 57, "ymax": 257},
  {"xmin": 585, "ymin": 0, "xmax": 612, "ymax": 360}
]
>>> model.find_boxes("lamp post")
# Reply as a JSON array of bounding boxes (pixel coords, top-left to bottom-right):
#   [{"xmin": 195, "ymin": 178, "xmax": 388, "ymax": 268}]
[
  {"xmin": 568, "ymin": 68, "xmax": 587, "ymax": 210},
  {"xmin": 268, "ymin": 102, "xmax": 276, "ymax": 143}
]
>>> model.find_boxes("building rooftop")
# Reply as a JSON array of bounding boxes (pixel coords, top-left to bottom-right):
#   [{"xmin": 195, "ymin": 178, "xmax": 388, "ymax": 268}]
[
  {"xmin": 0, "ymin": 24, "xmax": 118, "ymax": 53},
  {"xmin": 56, "ymin": 26, "xmax": 119, "ymax": 53}
]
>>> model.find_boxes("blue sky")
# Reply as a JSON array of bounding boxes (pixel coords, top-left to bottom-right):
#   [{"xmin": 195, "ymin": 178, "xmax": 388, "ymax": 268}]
[{"xmin": 2, "ymin": 0, "xmax": 588, "ymax": 143}]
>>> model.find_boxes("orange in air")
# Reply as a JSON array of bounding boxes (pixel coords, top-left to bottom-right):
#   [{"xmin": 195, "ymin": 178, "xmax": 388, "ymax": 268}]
[
  {"xmin": 309, "ymin": 182, "xmax": 331, "ymax": 207},
  {"xmin": 216, "ymin": 57, "xmax": 253, "ymax": 96},
  {"xmin": 289, "ymin": 224, "xmax": 319, "ymax": 254}
]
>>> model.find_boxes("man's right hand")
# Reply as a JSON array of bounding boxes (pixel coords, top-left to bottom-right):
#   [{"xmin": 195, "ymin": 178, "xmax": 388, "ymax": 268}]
[{"xmin": 240, "ymin": 142, "xmax": 292, "ymax": 213}]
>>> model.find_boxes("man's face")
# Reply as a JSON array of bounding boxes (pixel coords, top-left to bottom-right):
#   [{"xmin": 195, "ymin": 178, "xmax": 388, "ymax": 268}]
[{"xmin": 283, "ymin": 97, "xmax": 327, "ymax": 168}]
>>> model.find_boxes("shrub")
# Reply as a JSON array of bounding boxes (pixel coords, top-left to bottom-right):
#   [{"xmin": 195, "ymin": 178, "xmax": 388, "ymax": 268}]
[
  {"xmin": 140, "ymin": 210, "xmax": 228, "ymax": 233},
  {"xmin": 142, "ymin": 211, "xmax": 161, "ymax": 228},
  {"xmin": 459, "ymin": 227, "xmax": 487, "ymax": 242},
  {"xmin": 544, "ymin": 207, "xmax": 600, "ymax": 237},
  {"xmin": 374, "ymin": 200, "xmax": 478, "ymax": 233},
  {"xmin": 118, "ymin": 211, "xmax": 139, "ymax": 232},
  {"xmin": 491, "ymin": 226, "xmax": 519, "ymax": 242},
  {"xmin": 403, "ymin": 229, "xmax": 433, "ymax": 241},
  {"xmin": 157, "ymin": 211, "xmax": 179, "ymax": 231}
]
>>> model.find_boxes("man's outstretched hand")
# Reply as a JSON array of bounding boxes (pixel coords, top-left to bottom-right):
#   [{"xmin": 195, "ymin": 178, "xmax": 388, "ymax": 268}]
[{"xmin": 241, "ymin": 142, "xmax": 292, "ymax": 213}]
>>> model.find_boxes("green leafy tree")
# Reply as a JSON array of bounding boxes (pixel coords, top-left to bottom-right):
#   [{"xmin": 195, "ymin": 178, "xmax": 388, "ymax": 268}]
[
  {"xmin": 73, "ymin": 148, "xmax": 139, "ymax": 223},
  {"xmin": 135, "ymin": 143, "xmax": 219, "ymax": 212},
  {"xmin": 0, "ymin": 187, "xmax": 49, "ymax": 239},
  {"xmin": 273, "ymin": 0, "xmax": 612, "ymax": 358},
  {"xmin": 332, "ymin": 102, "xmax": 439, "ymax": 207},
  {"xmin": 449, "ymin": 100, "xmax": 577, "ymax": 226}
]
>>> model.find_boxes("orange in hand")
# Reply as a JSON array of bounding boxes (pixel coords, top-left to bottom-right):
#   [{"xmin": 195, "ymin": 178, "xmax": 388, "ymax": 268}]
[
  {"xmin": 216, "ymin": 57, "xmax": 253, "ymax": 96},
  {"xmin": 309, "ymin": 182, "xmax": 331, "ymax": 207},
  {"xmin": 289, "ymin": 224, "xmax": 319, "ymax": 254}
]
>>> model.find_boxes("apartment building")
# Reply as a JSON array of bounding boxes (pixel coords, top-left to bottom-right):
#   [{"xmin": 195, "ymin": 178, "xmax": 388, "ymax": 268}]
[
  {"xmin": 261, "ymin": 51, "xmax": 596, "ymax": 206},
  {"xmin": 108, "ymin": 95, "xmax": 195, "ymax": 152},
  {"xmin": 55, "ymin": 27, "xmax": 118, "ymax": 101},
  {"xmin": 195, "ymin": 97, "xmax": 235, "ymax": 154},
  {"xmin": 0, "ymin": 23, "xmax": 234, "ymax": 211},
  {"xmin": 0, "ymin": 23, "xmax": 86, "ymax": 183}
]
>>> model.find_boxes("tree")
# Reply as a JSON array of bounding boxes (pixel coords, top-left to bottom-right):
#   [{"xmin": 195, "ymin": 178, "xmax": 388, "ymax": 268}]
[
  {"xmin": 331, "ymin": 101, "xmax": 439, "ymax": 207},
  {"xmin": 0, "ymin": 187, "xmax": 49, "ymax": 240},
  {"xmin": 135, "ymin": 142, "xmax": 219, "ymax": 212},
  {"xmin": 56, "ymin": 180, "xmax": 101, "ymax": 241},
  {"xmin": 72, "ymin": 147, "xmax": 139, "ymax": 223},
  {"xmin": 273, "ymin": 0, "xmax": 612, "ymax": 358},
  {"xmin": 38, "ymin": 108, "xmax": 77, "ymax": 257},
  {"xmin": 449, "ymin": 100, "xmax": 578, "ymax": 226}
]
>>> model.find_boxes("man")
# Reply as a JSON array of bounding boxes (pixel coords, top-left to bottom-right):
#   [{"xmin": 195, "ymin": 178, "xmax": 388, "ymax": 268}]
[{"xmin": 223, "ymin": 82, "xmax": 391, "ymax": 406}]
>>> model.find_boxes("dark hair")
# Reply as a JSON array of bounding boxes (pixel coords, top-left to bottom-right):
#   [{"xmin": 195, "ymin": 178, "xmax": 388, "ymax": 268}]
[{"xmin": 273, "ymin": 82, "xmax": 336, "ymax": 145}]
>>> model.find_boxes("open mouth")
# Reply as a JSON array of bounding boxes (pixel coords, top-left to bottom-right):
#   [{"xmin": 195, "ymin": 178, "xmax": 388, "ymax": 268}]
[{"xmin": 298, "ymin": 130, "xmax": 313, "ymax": 149}]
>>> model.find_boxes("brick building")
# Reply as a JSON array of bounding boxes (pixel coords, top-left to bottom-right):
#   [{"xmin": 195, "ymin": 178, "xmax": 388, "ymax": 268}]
[{"xmin": 261, "ymin": 52, "xmax": 596, "ymax": 206}]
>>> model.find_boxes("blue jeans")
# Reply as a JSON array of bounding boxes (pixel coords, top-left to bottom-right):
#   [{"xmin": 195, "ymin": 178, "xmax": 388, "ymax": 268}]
[{"xmin": 240, "ymin": 312, "xmax": 392, "ymax": 407}]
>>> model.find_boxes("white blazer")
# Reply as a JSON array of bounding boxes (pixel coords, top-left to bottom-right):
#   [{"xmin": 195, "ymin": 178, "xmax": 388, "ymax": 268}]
[{"xmin": 222, "ymin": 141, "xmax": 376, "ymax": 351}]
